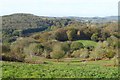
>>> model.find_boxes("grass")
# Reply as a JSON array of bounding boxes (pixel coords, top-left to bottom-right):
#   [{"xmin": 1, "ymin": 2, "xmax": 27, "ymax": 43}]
[
  {"xmin": 1, "ymin": 59, "xmax": 119, "ymax": 78},
  {"xmin": 76, "ymin": 40, "xmax": 97, "ymax": 47}
]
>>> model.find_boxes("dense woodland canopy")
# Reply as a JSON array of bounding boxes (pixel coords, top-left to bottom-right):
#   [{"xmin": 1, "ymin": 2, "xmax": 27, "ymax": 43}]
[{"xmin": 1, "ymin": 13, "xmax": 119, "ymax": 64}]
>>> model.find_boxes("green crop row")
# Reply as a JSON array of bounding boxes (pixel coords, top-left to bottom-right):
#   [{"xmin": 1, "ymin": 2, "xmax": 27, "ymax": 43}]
[{"xmin": 1, "ymin": 61, "xmax": 119, "ymax": 78}]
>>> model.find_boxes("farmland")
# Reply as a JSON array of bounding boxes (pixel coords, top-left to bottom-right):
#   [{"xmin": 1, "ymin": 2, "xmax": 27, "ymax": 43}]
[
  {"xmin": 1, "ymin": 60, "xmax": 119, "ymax": 78},
  {"xmin": 1, "ymin": 13, "xmax": 119, "ymax": 79}
]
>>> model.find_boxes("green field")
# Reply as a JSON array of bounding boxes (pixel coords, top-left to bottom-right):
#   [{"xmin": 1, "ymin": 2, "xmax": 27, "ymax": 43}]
[
  {"xmin": 76, "ymin": 40, "xmax": 97, "ymax": 47},
  {"xmin": 1, "ymin": 60, "xmax": 119, "ymax": 78}
]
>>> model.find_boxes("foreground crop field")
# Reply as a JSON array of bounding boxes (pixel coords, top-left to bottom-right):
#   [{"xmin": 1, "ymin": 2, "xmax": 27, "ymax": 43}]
[{"xmin": 1, "ymin": 60, "xmax": 119, "ymax": 78}]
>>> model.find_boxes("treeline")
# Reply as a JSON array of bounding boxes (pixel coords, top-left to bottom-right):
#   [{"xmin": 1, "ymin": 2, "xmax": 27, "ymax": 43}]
[
  {"xmin": 1, "ymin": 35, "xmax": 118, "ymax": 62},
  {"xmin": 32, "ymin": 22, "xmax": 118, "ymax": 42}
]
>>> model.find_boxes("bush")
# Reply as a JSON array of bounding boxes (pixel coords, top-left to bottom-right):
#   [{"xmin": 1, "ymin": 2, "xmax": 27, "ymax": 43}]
[
  {"xmin": 50, "ymin": 43, "xmax": 65, "ymax": 61},
  {"xmin": 91, "ymin": 33, "xmax": 99, "ymax": 41},
  {"xmin": 1, "ymin": 42, "xmax": 25, "ymax": 62},
  {"xmin": 71, "ymin": 48, "xmax": 89, "ymax": 58},
  {"xmin": 70, "ymin": 42, "xmax": 84, "ymax": 51},
  {"xmin": 79, "ymin": 48, "xmax": 89, "ymax": 58},
  {"xmin": 106, "ymin": 49, "xmax": 116, "ymax": 59},
  {"xmin": 66, "ymin": 28, "xmax": 77, "ymax": 41},
  {"xmin": 89, "ymin": 51, "xmax": 100, "ymax": 60},
  {"xmin": 2, "ymin": 44, "xmax": 10, "ymax": 53},
  {"xmin": 24, "ymin": 43, "xmax": 44, "ymax": 56},
  {"xmin": 85, "ymin": 45, "xmax": 94, "ymax": 51},
  {"xmin": 89, "ymin": 42, "xmax": 107, "ymax": 60},
  {"xmin": 112, "ymin": 56, "xmax": 119, "ymax": 66},
  {"xmin": 42, "ymin": 41, "xmax": 59, "ymax": 58},
  {"xmin": 96, "ymin": 49, "xmax": 106, "ymax": 59},
  {"xmin": 54, "ymin": 28, "xmax": 68, "ymax": 41},
  {"xmin": 50, "ymin": 50, "xmax": 65, "ymax": 61},
  {"xmin": 43, "ymin": 50, "xmax": 51, "ymax": 59},
  {"xmin": 9, "ymin": 38, "xmax": 36, "ymax": 62},
  {"xmin": 2, "ymin": 54, "xmax": 25, "ymax": 62},
  {"xmin": 71, "ymin": 50, "xmax": 81, "ymax": 58},
  {"xmin": 61, "ymin": 42, "xmax": 70, "ymax": 53},
  {"xmin": 107, "ymin": 36, "xmax": 118, "ymax": 48},
  {"xmin": 90, "ymin": 41, "xmax": 117, "ymax": 60},
  {"xmin": 89, "ymin": 48, "xmax": 106, "ymax": 59}
]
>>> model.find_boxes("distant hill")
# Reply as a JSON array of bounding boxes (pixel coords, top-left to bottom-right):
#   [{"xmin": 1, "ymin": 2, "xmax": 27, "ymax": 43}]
[
  {"xmin": 2, "ymin": 13, "xmax": 118, "ymax": 30},
  {"xmin": 2, "ymin": 13, "xmax": 75, "ymax": 37},
  {"xmin": 2, "ymin": 13, "xmax": 73, "ymax": 30},
  {"xmin": 2, "ymin": 13, "xmax": 52, "ymax": 29},
  {"xmin": 67, "ymin": 16, "xmax": 118, "ymax": 23}
]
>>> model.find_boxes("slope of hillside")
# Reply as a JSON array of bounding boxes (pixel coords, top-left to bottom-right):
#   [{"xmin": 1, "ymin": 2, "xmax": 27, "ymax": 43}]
[
  {"xmin": 2, "ymin": 13, "xmax": 118, "ymax": 29},
  {"xmin": 2, "ymin": 13, "xmax": 74, "ymax": 30}
]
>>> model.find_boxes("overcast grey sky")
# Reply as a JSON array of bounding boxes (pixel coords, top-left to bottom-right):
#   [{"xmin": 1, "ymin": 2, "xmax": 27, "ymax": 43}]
[{"xmin": 0, "ymin": 0, "xmax": 119, "ymax": 17}]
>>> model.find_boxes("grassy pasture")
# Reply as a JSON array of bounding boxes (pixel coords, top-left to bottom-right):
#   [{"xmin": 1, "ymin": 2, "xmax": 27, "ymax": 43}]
[{"xmin": 76, "ymin": 40, "xmax": 97, "ymax": 47}]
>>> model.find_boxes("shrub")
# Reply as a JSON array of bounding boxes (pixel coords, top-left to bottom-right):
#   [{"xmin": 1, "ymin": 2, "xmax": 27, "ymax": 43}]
[
  {"xmin": 2, "ymin": 44, "xmax": 10, "ymax": 53},
  {"xmin": 102, "ymin": 41, "xmax": 109, "ymax": 48},
  {"xmin": 1, "ymin": 42, "xmax": 25, "ymax": 62},
  {"xmin": 107, "ymin": 36, "xmax": 118, "ymax": 48},
  {"xmin": 50, "ymin": 50, "xmax": 65, "ymax": 61},
  {"xmin": 90, "ymin": 49, "xmax": 106, "ymax": 59},
  {"xmin": 91, "ymin": 33, "xmax": 99, "ymax": 41},
  {"xmin": 33, "ymin": 32, "xmax": 52, "ymax": 43},
  {"xmin": 89, "ymin": 42, "xmax": 107, "ymax": 60},
  {"xmin": 61, "ymin": 42, "xmax": 70, "ymax": 53},
  {"xmin": 79, "ymin": 48, "xmax": 89, "ymax": 58},
  {"xmin": 70, "ymin": 42, "xmax": 84, "ymax": 51},
  {"xmin": 54, "ymin": 28, "xmax": 68, "ymax": 41},
  {"xmin": 9, "ymin": 38, "xmax": 36, "ymax": 62},
  {"xmin": 2, "ymin": 53, "xmax": 25, "ymax": 62},
  {"xmin": 12, "ymin": 30, "xmax": 22, "ymax": 36},
  {"xmin": 50, "ymin": 43, "xmax": 65, "ymax": 61},
  {"xmin": 24, "ymin": 43, "xmax": 44, "ymax": 56},
  {"xmin": 112, "ymin": 56, "xmax": 119, "ymax": 66},
  {"xmin": 66, "ymin": 28, "xmax": 77, "ymax": 41},
  {"xmin": 42, "ymin": 41, "xmax": 59, "ymax": 58},
  {"xmin": 106, "ymin": 49, "xmax": 116, "ymax": 59},
  {"xmin": 71, "ymin": 50, "xmax": 81, "ymax": 58},
  {"xmin": 71, "ymin": 48, "xmax": 89, "ymax": 58},
  {"xmin": 10, "ymin": 38, "xmax": 31, "ymax": 54},
  {"xmin": 90, "ymin": 41, "xmax": 117, "ymax": 60},
  {"xmin": 89, "ymin": 51, "xmax": 100, "ymax": 60},
  {"xmin": 85, "ymin": 45, "xmax": 94, "ymax": 51},
  {"xmin": 43, "ymin": 50, "xmax": 51, "ymax": 59}
]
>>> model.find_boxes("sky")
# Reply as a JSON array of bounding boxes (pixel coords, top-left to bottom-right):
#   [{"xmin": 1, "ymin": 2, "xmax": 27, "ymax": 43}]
[{"xmin": 0, "ymin": 0, "xmax": 119, "ymax": 17}]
